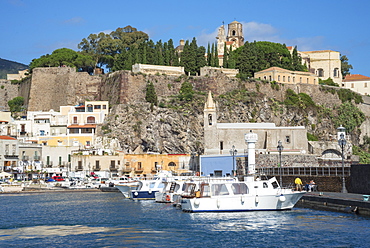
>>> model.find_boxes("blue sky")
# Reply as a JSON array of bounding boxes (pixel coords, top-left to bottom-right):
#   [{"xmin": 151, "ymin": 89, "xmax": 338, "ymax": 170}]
[{"xmin": 2, "ymin": 0, "xmax": 370, "ymax": 76}]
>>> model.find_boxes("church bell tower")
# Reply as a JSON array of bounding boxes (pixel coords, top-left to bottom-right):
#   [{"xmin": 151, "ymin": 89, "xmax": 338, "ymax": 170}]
[{"xmin": 226, "ymin": 20, "xmax": 244, "ymax": 48}]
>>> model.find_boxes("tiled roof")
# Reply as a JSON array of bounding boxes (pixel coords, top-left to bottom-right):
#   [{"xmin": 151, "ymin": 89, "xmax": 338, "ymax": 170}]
[
  {"xmin": 67, "ymin": 124, "xmax": 96, "ymax": 129},
  {"xmin": 343, "ymin": 74, "xmax": 370, "ymax": 82},
  {"xmin": 0, "ymin": 135, "xmax": 17, "ymax": 140}
]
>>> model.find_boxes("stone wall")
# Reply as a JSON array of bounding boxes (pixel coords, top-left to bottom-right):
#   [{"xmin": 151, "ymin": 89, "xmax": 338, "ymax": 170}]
[
  {"xmin": 350, "ymin": 164, "xmax": 370, "ymax": 194},
  {"xmin": 0, "ymin": 80, "xmax": 19, "ymax": 111},
  {"xmin": 27, "ymin": 67, "xmax": 102, "ymax": 111}
]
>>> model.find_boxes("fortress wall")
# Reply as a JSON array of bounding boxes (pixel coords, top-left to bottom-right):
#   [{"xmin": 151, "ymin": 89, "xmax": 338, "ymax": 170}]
[
  {"xmin": 0, "ymin": 80, "xmax": 19, "ymax": 111},
  {"xmin": 28, "ymin": 67, "xmax": 101, "ymax": 111}
]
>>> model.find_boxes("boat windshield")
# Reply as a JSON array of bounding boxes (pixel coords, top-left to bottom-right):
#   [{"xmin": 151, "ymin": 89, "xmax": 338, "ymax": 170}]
[
  {"xmin": 231, "ymin": 183, "xmax": 248, "ymax": 195},
  {"xmin": 211, "ymin": 184, "xmax": 229, "ymax": 196}
]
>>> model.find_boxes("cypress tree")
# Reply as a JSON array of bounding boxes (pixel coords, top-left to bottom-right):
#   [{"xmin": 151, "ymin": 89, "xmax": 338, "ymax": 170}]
[{"xmin": 145, "ymin": 81, "xmax": 158, "ymax": 106}]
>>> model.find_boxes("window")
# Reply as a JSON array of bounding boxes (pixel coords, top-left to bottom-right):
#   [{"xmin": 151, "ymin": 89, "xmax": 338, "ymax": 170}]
[
  {"xmin": 285, "ymin": 136, "xmax": 290, "ymax": 143},
  {"xmin": 208, "ymin": 114, "xmax": 212, "ymax": 125},
  {"xmin": 168, "ymin": 162, "xmax": 176, "ymax": 167},
  {"xmin": 5, "ymin": 144, "xmax": 9, "ymax": 155},
  {"xmin": 317, "ymin": 69, "xmax": 324, "ymax": 77},
  {"xmin": 300, "ymin": 77, "xmax": 302, "ymax": 83},
  {"xmin": 278, "ymin": 75, "xmax": 280, "ymax": 81},
  {"xmin": 59, "ymin": 156, "xmax": 62, "ymax": 165},
  {"xmin": 69, "ymin": 128, "xmax": 79, "ymax": 134},
  {"xmin": 73, "ymin": 116, "xmax": 78, "ymax": 124},
  {"xmin": 269, "ymin": 75, "xmax": 272, "ymax": 81},
  {"xmin": 138, "ymin": 162, "xmax": 142, "ymax": 170},
  {"xmin": 47, "ymin": 156, "xmax": 50, "ymax": 166},
  {"xmin": 232, "ymin": 30, "xmax": 236, "ymax": 35},
  {"xmin": 365, "ymin": 83, "xmax": 368, "ymax": 88},
  {"xmin": 94, "ymin": 105, "xmax": 101, "ymax": 109},
  {"xmin": 283, "ymin": 76, "xmax": 285, "ymax": 82},
  {"xmin": 12, "ymin": 144, "xmax": 16, "ymax": 155},
  {"xmin": 220, "ymin": 141, "xmax": 224, "ymax": 150},
  {"xmin": 103, "ymin": 105, "xmax": 107, "ymax": 109},
  {"xmin": 87, "ymin": 116, "xmax": 95, "ymax": 124},
  {"xmin": 87, "ymin": 104, "xmax": 93, "ymax": 112},
  {"xmin": 95, "ymin": 160, "xmax": 100, "ymax": 169},
  {"xmin": 212, "ymin": 184, "xmax": 229, "ymax": 196},
  {"xmin": 333, "ymin": 68, "xmax": 339, "ymax": 77},
  {"xmin": 288, "ymin": 76, "xmax": 290, "ymax": 82},
  {"xmin": 231, "ymin": 183, "xmax": 248, "ymax": 194},
  {"xmin": 293, "ymin": 77, "xmax": 295, "ymax": 83},
  {"xmin": 351, "ymin": 83, "xmax": 354, "ymax": 88}
]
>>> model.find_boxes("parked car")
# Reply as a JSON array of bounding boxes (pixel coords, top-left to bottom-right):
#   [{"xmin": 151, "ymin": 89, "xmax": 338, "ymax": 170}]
[{"xmin": 52, "ymin": 176, "xmax": 64, "ymax": 181}]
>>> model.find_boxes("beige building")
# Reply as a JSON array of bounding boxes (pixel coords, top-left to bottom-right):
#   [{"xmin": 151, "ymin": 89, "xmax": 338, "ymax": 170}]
[
  {"xmin": 288, "ymin": 48, "xmax": 342, "ymax": 85},
  {"xmin": 204, "ymin": 92, "xmax": 308, "ymax": 156},
  {"xmin": 132, "ymin": 64, "xmax": 185, "ymax": 76},
  {"xmin": 342, "ymin": 74, "xmax": 370, "ymax": 95},
  {"xmin": 7, "ymin": 69, "xmax": 28, "ymax": 81},
  {"xmin": 254, "ymin": 67, "xmax": 319, "ymax": 85},
  {"xmin": 71, "ymin": 152, "xmax": 191, "ymax": 178},
  {"xmin": 0, "ymin": 135, "xmax": 19, "ymax": 173}
]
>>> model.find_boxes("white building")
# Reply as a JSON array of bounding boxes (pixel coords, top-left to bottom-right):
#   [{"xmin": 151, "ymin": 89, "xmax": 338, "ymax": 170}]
[{"xmin": 342, "ymin": 74, "xmax": 370, "ymax": 95}]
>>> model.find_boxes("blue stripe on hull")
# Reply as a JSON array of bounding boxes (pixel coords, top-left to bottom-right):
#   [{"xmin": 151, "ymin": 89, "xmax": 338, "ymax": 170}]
[{"xmin": 131, "ymin": 191, "xmax": 159, "ymax": 200}]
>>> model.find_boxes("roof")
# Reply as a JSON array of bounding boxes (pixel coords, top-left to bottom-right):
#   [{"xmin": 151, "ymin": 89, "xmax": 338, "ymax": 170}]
[
  {"xmin": 0, "ymin": 135, "xmax": 17, "ymax": 140},
  {"xmin": 255, "ymin": 66, "xmax": 316, "ymax": 76},
  {"xmin": 343, "ymin": 74, "xmax": 370, "ymax": 82},
  {"xmin": 300, "ymin": 50, "xmax": 338, "ymax": 54},
  {"xmin": 67, "ymin": 124, "xmax": 96, "ymax": 129}
]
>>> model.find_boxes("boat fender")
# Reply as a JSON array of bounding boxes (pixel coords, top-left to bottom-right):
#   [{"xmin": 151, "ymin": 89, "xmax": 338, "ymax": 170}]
[
  {"xmin": 279, "ymin": 195, "xmax": 286, "ymax": 202},
  {"xmin": 148, "ymin": 190, "xmax": 152, "ymax": 194},
  {"xmin": 255, "ymin": 195, "xmax": 259, "ymax": 204},
  {"xmin": 166, "ymin": 195, "xmax": 171, "ymax": 202},
  {"xmin": 217, "ymin": 198, "xmax": 220, "ymax": 208},
  {"xmin": 194, "ymin": 199, "xmax": 200, "ymax": 206},
  {"xmin": 241, "ymin": 196, "xmax": 245, "ymax": 203},
  {"xmin": 134, "ymin": 192, "xmax": 139, "ymax": 196}
]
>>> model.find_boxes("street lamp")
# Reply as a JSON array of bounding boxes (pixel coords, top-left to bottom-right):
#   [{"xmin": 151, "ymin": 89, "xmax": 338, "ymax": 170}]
[
  {"xmin": 277, "ymin": 140, "xmax": 284, "ymax": 187},
  {"xmin": 337, "ymin": 126, "xmax": 348, "ymax": 193},
  {"xmin": 229, "ymin": 145, "xmax": 237, "ymax": 176}
]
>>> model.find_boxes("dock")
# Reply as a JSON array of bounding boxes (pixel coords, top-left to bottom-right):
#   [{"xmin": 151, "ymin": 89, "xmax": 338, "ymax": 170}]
[{"xmin": 296, "ymin": 191, "xmax": 370, "ymax": 217}]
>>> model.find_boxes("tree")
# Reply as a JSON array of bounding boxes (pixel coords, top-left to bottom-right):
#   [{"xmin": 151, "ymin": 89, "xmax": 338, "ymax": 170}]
[
  {"xmin": 29, "ymin": 48, "xmax": 95, "ymax": 73},
  {"xmin": 341, "ymin": 55, "xmax": 353, "ymax": 79},
  {"xmin": 145, "ymin": 82, "xmax": 158, "ymax": 106},
  {"xmin": 334, "ymin": 102, "xmax": 365, "ymax": 133},
  {"xmin": 8, "ymin": 96, "xmax": 24, "ymax": 114},
  {"xmin": 178, "ymin": 81, "xmax": 194, "ymax": 101}
]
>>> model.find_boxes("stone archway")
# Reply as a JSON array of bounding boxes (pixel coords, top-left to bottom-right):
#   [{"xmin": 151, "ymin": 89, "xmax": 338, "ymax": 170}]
[{"xmin": 322, "ymin": 149, "xmax": 342, "ymax": 159}]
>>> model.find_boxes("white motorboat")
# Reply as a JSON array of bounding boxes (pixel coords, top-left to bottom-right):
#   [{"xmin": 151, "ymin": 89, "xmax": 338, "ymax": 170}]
[
  {"xmin": 180, "ymin": 176, "xmax": 305, "ymax": 212},
  {"xmin": 155, "ymin": 180, "xmax": 188, "ymax": 203},
  {"xmin": 180, "ymin": 130, "xmax": 306, "ymax": 212}
]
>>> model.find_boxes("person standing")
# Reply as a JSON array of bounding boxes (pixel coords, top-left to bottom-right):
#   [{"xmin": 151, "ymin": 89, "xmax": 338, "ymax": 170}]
[{"xmin": 295, "ymin": 177, "xmax": 303, "ymax": 191}]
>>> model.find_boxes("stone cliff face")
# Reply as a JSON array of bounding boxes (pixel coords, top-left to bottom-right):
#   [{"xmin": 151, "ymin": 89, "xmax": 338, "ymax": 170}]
[{"xmin": 12, "ymin": 67, "xmax": 368, "ymax": 154}]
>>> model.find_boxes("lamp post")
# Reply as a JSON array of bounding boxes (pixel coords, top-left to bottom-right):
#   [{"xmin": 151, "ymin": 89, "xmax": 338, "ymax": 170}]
[
  {"xmin": 337, "ymin": 126, "xmax": 348, "ymax": 193},
  {"xmin": 230, "ymin": 145, "xmax": 237, "ymax": 176},
  {"xmin": 277, "ymin": 140, "xmax": 284, "ymax": 187}
]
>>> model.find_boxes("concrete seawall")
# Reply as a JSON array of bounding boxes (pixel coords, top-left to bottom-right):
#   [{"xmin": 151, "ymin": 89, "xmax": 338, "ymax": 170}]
[{"xmin": 296, "ymin": 192, "xmax": 370, "ymax": 217}]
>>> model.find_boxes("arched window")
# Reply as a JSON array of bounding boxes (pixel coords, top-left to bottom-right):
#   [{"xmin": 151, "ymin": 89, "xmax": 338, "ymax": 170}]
[
  {"xmin": 168, "ymin": 162, "xmax": 176, "ymax": 167},
  {"xmin": 87, "ymin": 116, "xmax": 95, "ymax": 124},
  {"xmin": 317, "ymin": 68, "xmax": 324, "ymax": 77},
  {"xmin": 232, "ymin": 30, "xmax": 236, "ymax": 35},
  {"xmin": 333, "ymin": 68, "xmax": 340, "ymax": 77},
  {"xmin": 208, "ymin": 114, "xmax": 212, "ymax": 125}
]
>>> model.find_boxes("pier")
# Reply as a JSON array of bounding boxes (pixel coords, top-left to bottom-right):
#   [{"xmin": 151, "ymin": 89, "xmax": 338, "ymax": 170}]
[{"xmin": 296, "ymin": 192, "xmax": 370, "ymax": 217}]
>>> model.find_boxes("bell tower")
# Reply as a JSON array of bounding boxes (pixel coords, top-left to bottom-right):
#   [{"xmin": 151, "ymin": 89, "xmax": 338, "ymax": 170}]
[{"xmin": 226, "ymin": 20, "xmax": 244, "ymax": 49}]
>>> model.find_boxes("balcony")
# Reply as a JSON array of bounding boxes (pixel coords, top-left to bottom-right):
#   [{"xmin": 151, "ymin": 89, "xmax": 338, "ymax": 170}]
[
  {"xmin": 75, "ymin": 166, "xmax": 83, "ymax": 171},
  {"xmin": 93, "ymin": 166, "xmax": 101, "ymax": 171},
  {"xmin": 122, "ymin": 167, "xmax": 132, "ymax": 173},
  {"xmin": 109, "ymin": 167, "xmax": 118, "ymax": 172},
  {"xmin": 34, "ymin": 156, "xmax": 41, "ymax": 161},
  {"xmin": 135, "ymin": 168, "xmax": 144, "ymax": 173}
]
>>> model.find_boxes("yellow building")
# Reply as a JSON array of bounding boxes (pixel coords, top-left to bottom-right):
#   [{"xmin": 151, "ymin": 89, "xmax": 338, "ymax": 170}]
[
  {"xmin": 254, "ymin": 67, "xmax": 319, "ymax": 85},
  {"xmin": 71, "ymin": 152, "xmax": 192, "ymax": 178}
]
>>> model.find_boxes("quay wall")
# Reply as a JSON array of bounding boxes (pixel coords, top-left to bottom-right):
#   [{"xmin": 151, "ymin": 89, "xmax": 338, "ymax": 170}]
[{"xmin": 350, "ymin": 164, "xmax": 370, "ymax": 194}]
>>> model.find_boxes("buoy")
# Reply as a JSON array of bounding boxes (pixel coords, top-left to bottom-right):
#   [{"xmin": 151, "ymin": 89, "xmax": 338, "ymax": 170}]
[
  {"xmin": 279, "ymin": 195, "xmax": 286, "ymax": 202},
  {"xmin": 166, "ymin": 195, "xmax": 171, "ymax": 202},
  {"xmin": 194, "ymin": 199, "xmax": 200, "ymax": 206}
]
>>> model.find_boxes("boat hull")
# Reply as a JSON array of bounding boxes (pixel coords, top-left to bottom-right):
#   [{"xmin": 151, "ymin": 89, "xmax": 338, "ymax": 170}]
[{"xmin": 181, "ymin": 192, "xmax": 305, "ymax": 212}]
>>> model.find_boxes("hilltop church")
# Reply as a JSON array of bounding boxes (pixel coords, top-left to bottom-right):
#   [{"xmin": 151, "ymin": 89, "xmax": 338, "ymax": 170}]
[{"xmin": 216, "ymin": 21, "xmax": 342, "ymax": 85}]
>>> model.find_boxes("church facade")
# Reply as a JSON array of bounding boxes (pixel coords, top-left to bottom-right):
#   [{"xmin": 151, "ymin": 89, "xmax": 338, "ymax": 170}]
[{"xmin": 203, "ymin": 91, "xmax": 309, "ymax": 156}]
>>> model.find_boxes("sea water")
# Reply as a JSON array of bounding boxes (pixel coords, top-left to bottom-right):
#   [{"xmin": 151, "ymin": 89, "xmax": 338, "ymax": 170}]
[{"xmin": 0, "ymin": 191, "xmax": 369, "ymax": 247}]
